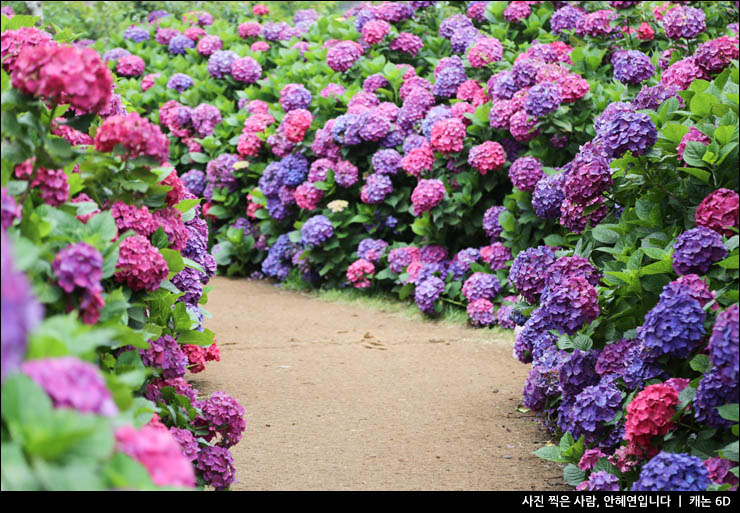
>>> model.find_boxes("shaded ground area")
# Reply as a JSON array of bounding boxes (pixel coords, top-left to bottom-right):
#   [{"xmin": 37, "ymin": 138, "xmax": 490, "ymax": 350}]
[{"xmin": 194, "ymin": 276, "xmax": 563, "ymax": 491}]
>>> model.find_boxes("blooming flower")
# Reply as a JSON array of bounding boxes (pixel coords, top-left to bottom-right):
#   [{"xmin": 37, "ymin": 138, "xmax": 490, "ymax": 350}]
[{"xmin": 116, "ymin": 425, "xmax": 195, "ymax": 488}]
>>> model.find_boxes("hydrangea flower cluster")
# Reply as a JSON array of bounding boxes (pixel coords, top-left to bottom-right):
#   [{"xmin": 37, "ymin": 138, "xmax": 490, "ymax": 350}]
[
  {"xmin": 347, "ymin": 259, "xmax": 375, "ymax": 288},
  {"xmin": 663, "ymin": 6, "xmax": 706, "ymax": 40},
  {"xmin": 114, "ymin": 235, "xmax": 169, "ymax": 292},
  {"xmin": 52, "ymin": 242, "xmax": 104, "ymax": 324},
  {"xmin": 94, "ymin": 111, "xmax": 169, "ymax": 162},
  {"xmin": 195, "ymin": 391, "xmax": 246, "ymax": 447},
  {"xmin": 414, "ymin": 276, "xmax": 445, "ymax": 314},
  {"xmin": 695, "ymin": 188, "xmax": 739, "ymax": 237},
  {"xmin": 672, "ymin": 226, "xmax": 728, "ymax": 276},
  {"xmin": 21, "ymin": 357, "xmax": 117, "ymax": 416},
  {"xmin": 509, "ymin": 246, "xmax": 556, "ymax": 304},
  {"xmin": 411, "ymin": 179, "xmax": 446, "ymax": 216},
  {"xmin": 115, "ymin": 425, "xmax": 195, "ymax": 488},
  {"xmin": 632, "ymin": 452, "xmax": 709, "ymax": 491},
  {"xmin": 301, "ymin": 215, "xmax": 334, "ymax": 247}
]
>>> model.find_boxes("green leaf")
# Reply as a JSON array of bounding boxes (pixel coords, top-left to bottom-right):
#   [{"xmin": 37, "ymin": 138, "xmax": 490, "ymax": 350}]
[
  {"xmin": 177, "ymin": 329, "xmax": 215, "ymax": 346},
  {"xmin": 189, "ymin": 152, "xmax": 209, "ymax": 163},
  {"xmin": 690, "ymin": 354, "xmax": 711, "ymax": 374},
  {"xmin": 718, "ymin": 404, "xmax": 739, "ymax": 423},
  {"xmin": 160, "ymin": 248, "xmax": 185, "ymax": 275},
  {"xmin": 103, "ymin": 453, "xmax": 156, "ymax": 490},
  {"xmin": 591, "ymin": 225, "xmax": 620, "ymax": 244},
  {"xmin": 0, "ymin": 442, "xmax": 41, "ymax": 490},
  {"xmin": 682, "ymin": 141, "xmax": 709, "ymax": 168},
  {"xmin": 718, "ymin": 254, "xmax": 739, "ymax": 269},
  {"xmin": 690, "ymin": 93, "xmax": 719, "ymax": 117},
  {"xmin": 661, "ymin": 123, "xmax": 690, "ymax": 143},
  {"xmin": 563, "ymin": 464, "xmax": 586, "ymax": 487},
  {"xmin": 678, "ymin": 166, "xmax": 711, "ymax": 183},
  {"xmin": 533, "ymin": 445, "xmax": 566, "ymax": 463}
]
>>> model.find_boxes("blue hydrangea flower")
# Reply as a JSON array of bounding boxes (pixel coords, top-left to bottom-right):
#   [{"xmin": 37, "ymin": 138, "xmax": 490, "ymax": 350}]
[
  {"xmin": 301, "ymin": 215, "xmax": 334, "ymax": 247},
  {"xmin": 559, "ymin": 349, "xmax": 600, "ymax": 398},
  {"xmin": 278, "ymin": 153, "xmax": 309, "ymax": 187},
  {"xmin": 638, "ymin": 288, "xmax": 705, "ymax": 359},
  {"xmin": 673, "ymin": 226, "xmax": 728, "ymax": 276},
  {"xmin": 632, "ymin": 452, "xmax": 709, "ymax": 491}
]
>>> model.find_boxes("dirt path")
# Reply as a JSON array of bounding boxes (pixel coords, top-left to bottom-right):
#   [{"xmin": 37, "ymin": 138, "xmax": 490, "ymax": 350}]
[{"xmin": 194, "ymin": 276, "xmax": 563, "ymax": 491}]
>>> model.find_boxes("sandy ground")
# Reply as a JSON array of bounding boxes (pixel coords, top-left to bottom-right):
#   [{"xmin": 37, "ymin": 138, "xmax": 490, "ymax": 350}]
[{"xmin": 194, "ymin": 276, "xmax": 564, "ymax": 491}]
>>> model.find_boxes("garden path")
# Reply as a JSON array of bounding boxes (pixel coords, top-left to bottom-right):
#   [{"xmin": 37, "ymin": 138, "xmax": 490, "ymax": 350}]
[{"xmin": 193, "ymin": 276, "xmax": 563, "ymax": 491}]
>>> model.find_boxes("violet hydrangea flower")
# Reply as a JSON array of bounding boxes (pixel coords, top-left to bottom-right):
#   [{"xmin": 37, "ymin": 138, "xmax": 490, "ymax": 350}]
[{"xmin": 672, "ymin": 226, "xmax": 728, "ymax": 276}]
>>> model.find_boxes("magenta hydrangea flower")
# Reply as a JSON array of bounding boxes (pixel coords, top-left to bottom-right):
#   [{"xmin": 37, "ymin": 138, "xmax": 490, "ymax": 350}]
[
  {"xmin": 575, "ymin": 10, "xmax": 616, "ymax": 38},
  {"xmin": 116, "ymin": 54, "xmax": 145, "ymax": 77},
  {"xmin": 194, "ymin": 391, "xmax": 246, "ymax": 448},
  {"xmin": 411, "ymin": 179, "xmax": 446, "ymax": 216},
  {"xmin": 509, "ymin": 110, "xmax": 540, "ymax": 142},
  {"xmin": 116, "ymin": 425, "xmax": 196, "ymax": 488},
  {"xmin": 430, "ymin": 118, "xmax": 466, "ymax": 153},
  {"xmin": 321, "ymin": 83, "xmax": 345, "ymax": 98},
  {"xmin": 467, "ymin": 37, "xmax": 503, "ymax": 68},
  {"xmin": 12, "ymin": 44, "xmax": 113, "ymax": 114},
  {"xmin": 1, "ymin": 26, "xmax": 55, "ymax": 74},
  {"xmin": 480, "ymin": 243, "xmax": 511, "ymax": 271},
  {"xmin": 140, "ymin": 334, "xmax": 188, "ymax": 379},
  {"xmin": 334, "ymin": 159, "xmax": 359, "ymax": 188},
  {"xmin": 196, "ymin": 34, "xmax": 222, "ymax": 56},
  {"xmin": 346, "ymin": 259, "xmax": 375, "ymax": 288},
  {"xmin": 94, "ymin": 111, "xmax": 169, "ymax": 163},
  {"xmin": 390, "ymin": 33, "xmax": 423, "ymax": 56},
  {"xmin": 704, "ymin": 457, "xmax": 739, "ymax": 490},
  {"xmin": 695, "ymin": 36, "xmax": 740, "ymax": 73},
  {"xmin": 673, "ymin": 226, "xmax": 728, "ymax": 276},
  {"xmin": 677, "ymin": 127, "xmax": 711, "ymax": 164},
  {"xmin": 661, "ymin": 57, "xmax": 709, "ymax": 90},
  {"xmin": 191, "ymin": 103, "xmax": 221, "ymax": 137},
  {"xmin": 362, "ymin": 19, "xmax": 390, "ymax": 45},
  {"xmin": 467, "ymin": 299, "xmax": 496, "ymax": 327},
  {"xmin": 327, "ymin": 40, "xmax": 363, "ymax": 72},
  {"xmin": 115, "ymin": 235, "xmax": 169, "ymax": 292},
  {"xmin": 52, "ymin": 242, "xmax": 103, "ymax": 295},
  {"xmin": 504, "ymin": 1, "xmax": 531, "ymax": 22},
  {"xmin": 468, "ymin": 141, "xmax": 506, "ymax": 175},
  {"xmin": 696, "ymin": 188, "xmax": 739, "ymax": 237},
  {"xmin": 21, "ymin": 356, "xmax": 117, "ymax": 416}
]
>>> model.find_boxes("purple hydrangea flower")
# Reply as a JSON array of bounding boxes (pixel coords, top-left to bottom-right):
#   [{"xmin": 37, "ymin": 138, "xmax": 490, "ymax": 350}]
[
  {"xmin": 360, "ymin": 174, "xmax": 393, "ymax": 204},
  {"xmin": 205, "ymin": 153, "xmax": 239, "ymax": 200},
  {"xmin": 467, "ymin": 299, "xmax": 496, "ymax": 327},
  {"xmin": 167, "ymin": 73, "xmax": 193, "ymax": 92},
  {"xmin": 694, "ymin": 369, "xmax": 739, "ymax": 430},
  {"xmin": 577, "ymin": 471, "xmax": 620, "ymax": 491},
  {"xmin": 197, "ymin": 445, "xmax": 236, "ymax": 490},
  {"xmin": 524, "ymin": 83, "xmax": 562, "ymax": 117},
  {"xmin": 181, "ymin": 169, "xmax": 206, "ymax": 196},
  {"xmin": 509, "ymin": 156, "xmax": 544, "ymax": 192},
  {"xmin": 663, "ymin": 6, "xmax": 706, "ymax": 40},
  {"xmin": 103, "ymin": 48, "xmax": 130, "ymax": 61},
  {"xmin": 363, "ymin": 73, "xmax": 389, "ymax": 93},
  {"xmin": 509, "ymin": 246, "xmax": 556, "ymax": 304},
  {"xmin": 168, "ymin": 35, "xmax": 194, "ymax": 55},
  {"xmin": 140, "ymin": 334, "xmax": 188, "ymax": 379},
  {"xmin": 357, "ymin": 238, "xmax": 388, "ymax": 263},
  {"xmin": 515, "ymin": 309, "xmax": 557, "ymax": 364},
  {"xmin": 673, "ymin": 226, "xmax": 728, "ymax": 275},
  {"xmin": 532, "ymin": 173, "xmax": 566, "ymax": 220},
  {"xmin": 639, "ymin": 288, "xmax": 705, "ymax": 359},
  {"xmin": 280, "ymin": 83, "xmax": 312, "ymax": 112},
  {"xmin": 439, "ymin": 14, "xmax": 473, "ymax": 39},
  {"xmin": 208, "ymin": 50, "xmax": 239, "ymax": 79},
  {"xmin": 483, "ymin": 206, "xmax": 507, "ymax": 240},
  {"xmin": 421, "ymin": 105, "xmax": 452, "ymax": 138},
  {"xmin": 358, "ymin": 110, "xmax": 392, "ymax": 142},
  {"xmin": 433, "ymin": 56, "xmax": 467, "ymax": 98},
  {"xmin": 415, "ymin": 277, "xmax": 445, "ymax": 315},
  {"xmin": 170, "ymin": 427, "xmax": 199, "ymax": 462},
  {"xmin": 708, "ymin": 304, "xmax": 739, "ymax": 385},
  {"xmin": 21, "ymin": 357, "xmax": 117, "ymax": 416},
  {"xmin": 564, "ymin": 379, "xmax": 622, "ymax": 444},
  {"xmin": 191, "ymin": 103, "xmax": 221, "ymax": 138},
  {"xmin": 1, "ymin": 233, "xmax": 43, "ymax": 382},
  {"xmin": 462, "ymin": 272, "xmax": 501, "ymax": 301},
  {"xmin": 550, "ymin": 5, "xmax": 585, "ymax": 34},
  {"xmin": 279, "ymin": 153, "xmax": 309, "ymax": 187},
  {"xmin": 559, "ymin": 349, "xmax": 600, "ymax": 398},
  {"xmin": 450, "ymin": 26, "xmax": 481, "ymax": 54},
  {"xmin": 371, "ymin": 149, "xmax": 402, "ymax": 176},
  {"xmin": 488, "ymin": 71, "xmax": 518, "ymax": 100},
  {"xmin": 595, "ymin": 338, "xmax": 637, "ymax": 379},
  {"xmin": 632, "ymin": 83, "xmax": 683, "ymax": 111},
  {"xmin": 602, "ymin": 110, "xmax": 657, "ymax": 158},
  {"xmin": 704, "ymin": 457, "xmax": 740, "ymax": 489},
  {"xmin": 1, "ymin": 188, "xmax": 21, "ymax": 229},
  {"xmin": 612, "ymin": 50, "xmax": 655, "ymax": 84},
  {"xmin": 52, "ymin": 242, "xmax": 102, "ymax": 293},
  {"xmin": 632, "ymin": 452, "xmax": 709, "ymax": 491},
  {"xmin": 301, "ymin": 215, "xmax": 334, "ymax": 247},
  {"xmin": 172, "ymin": 267, "xmax": 204, "ymax": 305},
  {"xmin": 124, "ymin": 26, "xmax": 150, "ymax": 42},
  {"xmin": 512, "ymin": 58, "xmax": 540, "ymax": 89},
  {"xmin": 522, "ymin": 347, "xmax": 569, "ymax": 411},
  {"xmin": 564, "ymin": 153, "xmax": 612, "ymax": 204},
  {"xmin": 540, "ymin": 276, "xmax": 599, "ymax": 335}
]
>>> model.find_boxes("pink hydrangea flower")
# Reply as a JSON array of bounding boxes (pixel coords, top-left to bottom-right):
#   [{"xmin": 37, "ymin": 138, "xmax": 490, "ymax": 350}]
[{"xmin": 347, "ymin": 259, "xmax": 375, "ymax": 288}]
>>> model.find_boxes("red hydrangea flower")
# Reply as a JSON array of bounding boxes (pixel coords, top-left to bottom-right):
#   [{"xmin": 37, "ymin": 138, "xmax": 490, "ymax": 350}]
[
  {"xmin": 695, "ymin": 188, "xmax": 739, "ymax": 237},
  {"xmin": 430, "ymin": 118, "xmax": 466, "ymax": 153},
  {"xmin": 624, "ymin": 383, "xmax": 679, "ymax": 456},
  {"xmin": 282, "ymin": 109, "xmax": 313, "ymax": 143},
  {"xmin": 11, "ymin": 43, "xmax": 113, "ymax": 114},
  {"xmin": 637, "ymin": 22, "xmax": 655, "ymax": 40},
  {"xmin": 94, "ymin": 112, "xmax": 170, "ymax": 162}
]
